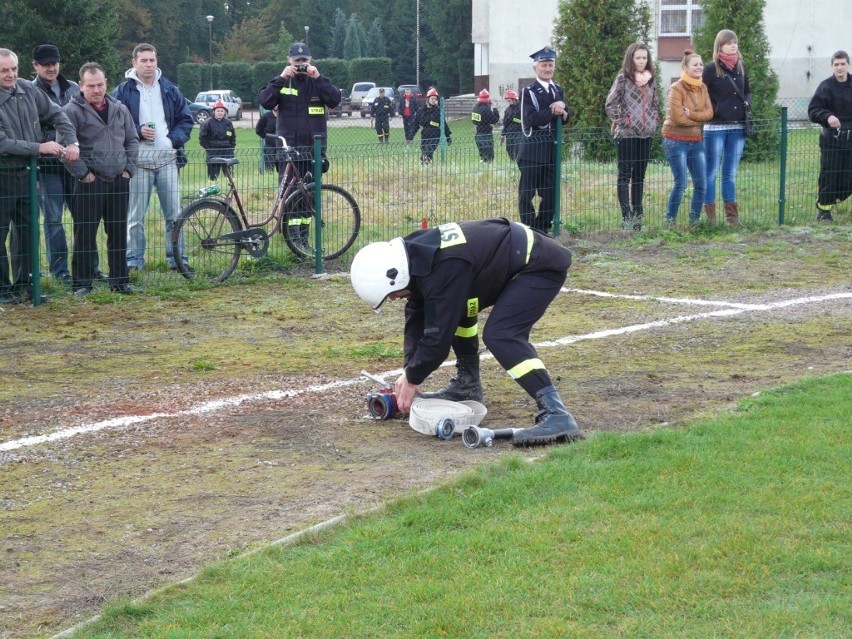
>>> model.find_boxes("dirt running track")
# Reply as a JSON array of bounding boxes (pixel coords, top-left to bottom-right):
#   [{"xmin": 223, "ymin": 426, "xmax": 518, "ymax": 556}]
[{"xmin": 0, "ymin": 230, "xmax": 850, "ymax": 638}]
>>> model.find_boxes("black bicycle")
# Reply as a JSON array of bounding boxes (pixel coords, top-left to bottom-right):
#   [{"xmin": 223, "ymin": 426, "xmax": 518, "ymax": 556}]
[{"xmin": 171, "ymin": 136, "xmax": 361, "ymax": 283}]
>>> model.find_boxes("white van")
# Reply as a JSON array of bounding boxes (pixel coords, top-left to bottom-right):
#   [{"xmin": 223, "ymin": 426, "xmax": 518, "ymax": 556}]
[{"xmin": 350, "ymin": 82, "xmax": 376, "ymax": 110}]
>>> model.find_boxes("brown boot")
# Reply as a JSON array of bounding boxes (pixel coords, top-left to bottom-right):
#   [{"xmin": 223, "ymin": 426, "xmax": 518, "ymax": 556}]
[
  {"xmin": 703, "ymin": 203, "xmax": 717, "ymax": 224},
  {"xmin": 724, "ymin": 202, "xmax": 740, "ymax": 226}
]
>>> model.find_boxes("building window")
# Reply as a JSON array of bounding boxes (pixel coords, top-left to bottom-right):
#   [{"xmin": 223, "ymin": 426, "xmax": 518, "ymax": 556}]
[{"xmin": 659, "ymin": 0, "xmax": 705, "ymax": 37}]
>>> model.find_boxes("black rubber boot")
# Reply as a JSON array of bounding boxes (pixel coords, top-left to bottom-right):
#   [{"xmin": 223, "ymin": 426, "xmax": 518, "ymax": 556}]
[
  {"xmin": 422, "ymin": 355, "xmax": 483, "ymax": 402},
  {"xmin": 512, "ymin": 385, "xmax": 584, "ymax": 446}
]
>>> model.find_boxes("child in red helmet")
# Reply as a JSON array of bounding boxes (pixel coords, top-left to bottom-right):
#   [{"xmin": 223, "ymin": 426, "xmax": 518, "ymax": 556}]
[
  {"xmin": 199, "ymin": 100, "xmax": 236, "ymax": 180},
  {"xmin": 471, "ymin": 89, "xmax": 500, "ymax": 162},
  {"xmin": 412, "ymin": 88, "xmax": 452, "ymax": 165},
  {"xmin": 500, "ymin": 90, "xmax": 522, "ymax": 162}
]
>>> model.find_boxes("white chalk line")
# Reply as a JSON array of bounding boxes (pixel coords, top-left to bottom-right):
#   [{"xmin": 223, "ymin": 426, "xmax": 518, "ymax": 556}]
[{"xmin": 2, "ymin": 290, "xmax": 849, "ymax": 455}]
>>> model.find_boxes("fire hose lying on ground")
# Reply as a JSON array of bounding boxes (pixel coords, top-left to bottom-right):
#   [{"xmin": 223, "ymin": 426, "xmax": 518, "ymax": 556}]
[{"xmin": 362, "ymin": 371, "xmax": 520, "ymax": 448}]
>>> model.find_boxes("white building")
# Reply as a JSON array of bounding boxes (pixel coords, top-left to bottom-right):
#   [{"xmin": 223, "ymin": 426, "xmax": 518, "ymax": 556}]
[{"xmin": 472, "ymin": 0, "xmax": 849, "ymax": 111}]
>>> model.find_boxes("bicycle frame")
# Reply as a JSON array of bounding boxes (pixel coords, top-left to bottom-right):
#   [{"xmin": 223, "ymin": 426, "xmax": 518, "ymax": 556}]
[{"xmin": 216, "ymin": 148, "xmax": 313, "ymax": 236}]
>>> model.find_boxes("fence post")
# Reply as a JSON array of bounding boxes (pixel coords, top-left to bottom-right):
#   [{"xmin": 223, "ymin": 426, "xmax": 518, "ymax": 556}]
[
  {"xmin": 312, "ymin": 135, "xmax": 324, "ymax": 274},
  {"xmin": 29, "ymin": 157, "xmax": 42, "ymax": 306},
  {"xmin": 552, "ymin": 118, "xmax": 563, "ymax": 237},
  {"xmin": 778, "ymin": 107, "xmax": 788, "ymax": 226},
  {"xmin": 439, "ymin": 97, "xmax": 447, "ymax": 163}
]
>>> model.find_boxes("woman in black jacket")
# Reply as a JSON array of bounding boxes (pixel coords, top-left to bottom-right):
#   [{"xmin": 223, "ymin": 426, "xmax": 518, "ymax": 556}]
[
  {"xmin": 808, "ymin": 50, "xmax": 852, "ymax": 222},
  {"xmin": 702, "ymin": 29, "xmax": 751, "ymax": 226}
]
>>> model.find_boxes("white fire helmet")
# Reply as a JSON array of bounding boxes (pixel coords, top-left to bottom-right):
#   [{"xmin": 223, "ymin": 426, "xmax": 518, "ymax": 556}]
[{"xmin": 350, "ymin": 237, "xmax": 410, "ymax": 311}]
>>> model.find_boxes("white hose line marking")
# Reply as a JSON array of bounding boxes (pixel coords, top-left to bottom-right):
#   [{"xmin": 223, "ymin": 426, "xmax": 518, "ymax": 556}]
[{"xmin": 2, "ymin": 292, "xmax": 849, "ymax": 454}]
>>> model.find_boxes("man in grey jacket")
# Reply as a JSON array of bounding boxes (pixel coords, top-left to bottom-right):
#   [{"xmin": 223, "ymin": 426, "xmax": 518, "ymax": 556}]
[
  {"xmin": 64, "ymin": 63, "xmax": 139, "ymax": 295},
  {"xmin": 0, "ymin": 48, "xmax": 78, "ymax": 304}
]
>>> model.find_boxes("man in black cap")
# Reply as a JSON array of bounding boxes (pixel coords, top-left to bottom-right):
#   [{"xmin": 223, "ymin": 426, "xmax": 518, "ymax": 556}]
[
  {"xmin": 258, "ymin": 42, "xmax": 341, "ymax": 247},
  {"xmin": 0, "ymin": 47, "xmax": 78, "ymax": 304},
  {"xmin": 31, "ymin": 44, "xmax": 104, "ymax": 284},
  {"xmin": 517, "ymin": 47, "xmax": 569, "ymax": 234}
]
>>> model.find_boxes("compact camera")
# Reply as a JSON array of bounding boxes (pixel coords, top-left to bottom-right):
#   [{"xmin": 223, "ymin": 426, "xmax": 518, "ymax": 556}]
[{"xmin": 295, "ymin": 64, "xmax": 309, "ymax": 73}]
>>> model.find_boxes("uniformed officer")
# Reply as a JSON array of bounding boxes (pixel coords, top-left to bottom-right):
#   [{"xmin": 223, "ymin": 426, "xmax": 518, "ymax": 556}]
[
  {"xmin": 257, "ymin": 42, "xmax": 341, "ymax": 245},
  {"xmin": 371, "ymin": 88, "xmax": 393, "ymax": 144},
  {"xmin": 471, "ymin": 89, "xmax": 500, "ymax": 162},
  {"xmin": 412, "ymin": 88, "xmax": 452, "ymax": 165},
  {"xmin": 500, "ymin": 89, "xmax": 522, "ymax": 162},
  {"xmin": 350, "ymin": 218, "xmax": 584, "ymax": 447},
  {"xmin": 518, "ymin": 47, "xmax": 569, "ymax": 234}
]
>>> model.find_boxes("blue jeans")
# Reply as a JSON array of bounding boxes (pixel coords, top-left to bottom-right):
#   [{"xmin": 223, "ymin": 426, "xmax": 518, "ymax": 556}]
[
  {"xmin": 663, "ymin": 138, "xmax": 706, "ymax": 223},
  {"xmin": 704, "ymin": 127, "xmax": 745, "ymax": 204},
  {"xmin": 37, "ymin": 170, "xmax": 73, "ymax": 277},
  {"xmin": 126, "ymin": 162, "xmax": 184, "ymax": 268}
]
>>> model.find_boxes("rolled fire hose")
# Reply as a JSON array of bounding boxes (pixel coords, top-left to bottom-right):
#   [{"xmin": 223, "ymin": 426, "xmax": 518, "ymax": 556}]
[{"xmin": 408, "ymin": 398, "xmax": 487, "ymax": 439}]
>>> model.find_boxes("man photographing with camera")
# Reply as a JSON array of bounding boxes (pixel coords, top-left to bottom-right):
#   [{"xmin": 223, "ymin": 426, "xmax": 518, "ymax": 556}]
[{"xmin": 258, "ymin": 42, "xmax": 341, "ymax": 246}]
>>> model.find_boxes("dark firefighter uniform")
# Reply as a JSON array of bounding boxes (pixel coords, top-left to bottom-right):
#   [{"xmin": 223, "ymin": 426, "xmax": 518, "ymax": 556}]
[
  {"xmin": 371, "ymin": 93, "xmax": 394, "ymax": 143},
  {"xmin": 808, "ymin": 69, "xmax": 852, "ymax": 218},
  {"xmin": 471, "ymin": 101, "xmax": 500, "ymax": 162},
  {"xmin": 518, "ymin": 78, "xmax": 569, "ymax": 233},
  {"xmin": 199, "ymin": 115, "xmax": 236, "ymax": 180},
  {"xmin": 412, "ymin": 102, "xmax": 452, "ymax": 164},
  {"xmin": 501, "ymin": 101, "xmax": 522, "ymax": 162},
  {"xmin": 257, "ymin": 69, "xmax": 341, "ymax": 238},
  {"xmin": 400, "ymin": 218, "xmax": 571, "ymax": 399}
]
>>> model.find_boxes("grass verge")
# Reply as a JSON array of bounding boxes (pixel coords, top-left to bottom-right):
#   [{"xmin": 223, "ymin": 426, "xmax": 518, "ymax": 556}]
[{"xmin": 70, "ymin": 373, "xmax": 850, "ymax": 639}]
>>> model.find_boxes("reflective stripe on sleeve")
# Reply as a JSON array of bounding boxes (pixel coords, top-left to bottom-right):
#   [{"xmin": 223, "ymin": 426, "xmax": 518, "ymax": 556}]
[
  {"xmin": 279, "ymin": 87, "xmax": 299, "ymax": 96},
  {"xmin": 507, "ymin": 358, "xmax": 545, "ymax": 379}
]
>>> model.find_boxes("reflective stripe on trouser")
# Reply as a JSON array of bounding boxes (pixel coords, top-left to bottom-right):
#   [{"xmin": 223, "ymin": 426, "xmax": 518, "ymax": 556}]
[
  {"xmin": 482, "ymin": 268, "xmax": 566, "ymax": 397},
  {"xmin": 450, "ymin": 305, "xmax": 479, "ymax": 358}
]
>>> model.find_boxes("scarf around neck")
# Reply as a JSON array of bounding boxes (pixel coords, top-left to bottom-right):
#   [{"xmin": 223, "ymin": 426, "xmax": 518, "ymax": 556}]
[
  {"xmin": 634, "ymin": 70, "xmax": 652, "ymax": 87},
  {"xmin": 680, "ymin": 71, "xmax": 703, "ymax": 90},
  {"xmin": 718, "ymin": 51, "xmax": 740, "ymax": 71}
]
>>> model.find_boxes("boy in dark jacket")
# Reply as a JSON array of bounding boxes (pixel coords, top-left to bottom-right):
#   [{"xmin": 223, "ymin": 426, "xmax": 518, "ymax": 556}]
[
  {"xmin": 412, "ymin": 88, "xmax": 452, "ymax": 165},
  {"xmin": 199, "ymin": 100, "xmax": 236, "ymax": 180}
]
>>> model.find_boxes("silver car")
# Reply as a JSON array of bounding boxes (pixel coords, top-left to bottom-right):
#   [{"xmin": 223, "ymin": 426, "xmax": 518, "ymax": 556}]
[{"xmin": 193, "ymin": 90, "xmax": 243, "ymax": 120}]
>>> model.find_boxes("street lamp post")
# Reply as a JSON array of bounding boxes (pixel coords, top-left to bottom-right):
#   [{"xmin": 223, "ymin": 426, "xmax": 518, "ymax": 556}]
[
  {"xmin": 206, "ymin": 15, "xmax": 214, "ymax": 89},
  {"xmin": 304, "ymin": 25, "xmax": 310, "ymax": 46},
  {"xmin": 415, "ymin": 0, "xmax": 420, "ymax": 88}
]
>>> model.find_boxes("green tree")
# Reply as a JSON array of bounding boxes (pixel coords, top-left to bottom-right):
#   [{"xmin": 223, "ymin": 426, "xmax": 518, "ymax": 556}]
[
  {"xmin": 328, "ymin": 8, "xmax": 348, "ymax": 59},
  {"xmin": 366, "ymin": 18, "xmax": 388, "ymax": 58},
  {"xmin": 693, "ymin": 0, "xmax": 779, "ymax": 159},
  {"xmin": 420, "ymin": 0, "xmax": 471, "ymax": 94},
  {"xmin": 384, "ymin": 0, "xmax": 421, "ymax": 84},
  {"xmin": 0, "ymin": 0, "xmax": 122, "ymax": 81},
  {"xmin": 553, "ymin": 0, "xmax": 653, "ymax": 160},
  {"xmin": 269, "ymin": 22, "xmax": 297, "ymax": 60},
  {"xmin": 220, "ymin": 15, "xmax": 273, "ymax": 63},
  {"xmin": 343, "ymin": 14, "xmax": 368, "ymax": 59}
]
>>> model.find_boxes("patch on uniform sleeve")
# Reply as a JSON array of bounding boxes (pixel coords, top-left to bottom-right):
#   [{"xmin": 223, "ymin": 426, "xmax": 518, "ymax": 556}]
[
  {"xmin": 437, "ymin": 222, "xmax": 466, "ymax": 248},
  {"xmin": 466, "ymin": 298, "xmax": 479, "ymax": 317}
]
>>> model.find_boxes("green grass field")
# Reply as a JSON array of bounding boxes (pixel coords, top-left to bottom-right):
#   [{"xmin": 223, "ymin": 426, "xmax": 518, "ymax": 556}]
[{"xmin": 68, "ymin": 373, "xmax": 850, "ymax": 639}]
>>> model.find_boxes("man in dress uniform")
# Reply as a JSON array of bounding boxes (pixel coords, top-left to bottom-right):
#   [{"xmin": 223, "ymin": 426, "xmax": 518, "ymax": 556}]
[
  {"xmin": 350, "ymin": 218, "xmax": 585, "ymax": 447},
  {"xmin": 517, "ymin": 47, "xmax": 569, "ymax": 234}
]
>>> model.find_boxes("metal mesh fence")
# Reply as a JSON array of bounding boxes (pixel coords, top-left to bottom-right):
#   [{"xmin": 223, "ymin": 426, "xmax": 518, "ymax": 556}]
[{"xmin": 0, "ymin": 106, "xmax": 843, "ymax": 304}]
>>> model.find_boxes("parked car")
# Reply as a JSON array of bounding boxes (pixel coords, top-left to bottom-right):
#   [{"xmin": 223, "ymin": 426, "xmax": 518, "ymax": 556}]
[
  {"xmin": 328, "ymin": 89, "xmax": 353, "ymax": 117},
  {"xmin": 360, "ymin": 87, "xmax": 397, "ymax": 118},
  {"xmin": 397, "ymin": 84, "xmax": 424, "ymax": 99},
  {"xmin": 193, "ymin": 90, "xmax": 243, "ymax": 120},
  {"xmin": 349, "ymin": 81, "xmax": 376, "ymax": 110},
  {"xmin": 187, "ymin": 99, "xmax": 213, "ymax": 124}
]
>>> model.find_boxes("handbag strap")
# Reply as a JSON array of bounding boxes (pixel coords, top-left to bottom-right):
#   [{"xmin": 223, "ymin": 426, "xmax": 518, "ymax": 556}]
[{"xmin": 725, "ymin": 73, "xmax": 749, "ymax": 107}]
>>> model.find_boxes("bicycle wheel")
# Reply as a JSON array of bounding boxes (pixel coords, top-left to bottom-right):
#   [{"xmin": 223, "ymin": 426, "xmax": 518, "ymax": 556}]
[
  {"xmin": 172, "ymin": 199, "xmax": 242, "ymax": 283},
  {"xmin": 282, "ymin": 184, "xmax": 361, "ymax": 260}
]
